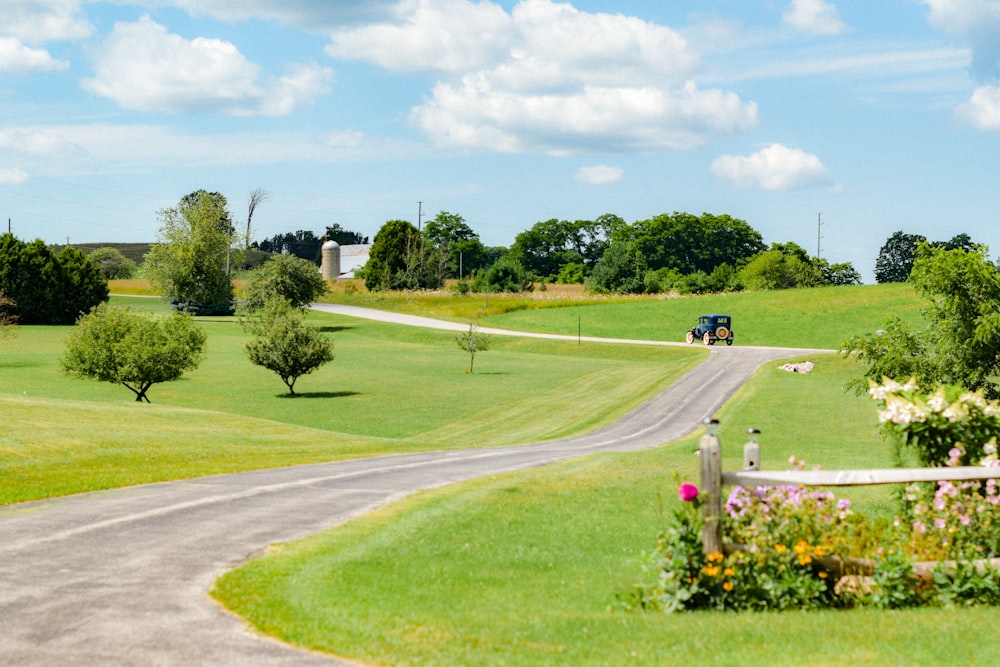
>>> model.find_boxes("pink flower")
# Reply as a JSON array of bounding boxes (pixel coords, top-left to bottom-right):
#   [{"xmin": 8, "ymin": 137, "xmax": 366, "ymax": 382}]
[{"xmin": 678, "ymin": 482, "xmax": 699, "ymax": 502}]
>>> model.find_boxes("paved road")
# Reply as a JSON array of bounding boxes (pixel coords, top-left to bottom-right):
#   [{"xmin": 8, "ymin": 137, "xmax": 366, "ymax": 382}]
[{"xmin": 0, "ymin": 306, "xmax": 830, "ymax": 666}]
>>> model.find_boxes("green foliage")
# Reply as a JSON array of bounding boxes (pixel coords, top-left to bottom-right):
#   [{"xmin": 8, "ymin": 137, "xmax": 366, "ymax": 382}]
[
  {"xmin": 364, "ymin": 219, "xmax": 441, "ymax": 291},
  {"xmin": 0, "ymin": 233, "xmax": 108, "ymax": 324},
  {"xmin": 875, "ymin": 230, "xmax": 927, "ymax": 283},
  {"xmin": 586, "ymin": 241, "xmax": 647, "ymax": 293},
  {"xmin": 738, "ymin": 248, "xmax": 824, "ymax": 290},
  {"xmin": 243, "ymin": 298, "xmax": 334, "ymax": 395},
  {"xmin": 473, "ymin": 255, "xmax": 531, "ymax": 293},
  {"xmin": 555, "ymin": 261, "xmax": 585, "ymax": 284},
  {"xmin": 0, "ymin": 292, "xmax": 15, "ymax": 338},
  {"xmin": 819, "ymin": 259, "xmax": 862, "ymax": 286},
  {"xmin": 422, "ymin": 211, "xmax": 487, "ymax": 279},
  {"xmin": 626, "ymin": 474, "xmax": 850, "ymax": 613},
  {"xmin": 61, "ymin": 303, "xmax": 206, "ymax": 402},
  {"xmin": 509, "ymin": 216, "xmax": 618, "ymax": 280},
  {"xmin": 58, "ymin": 246, "xmax": 111, "ymax": 323},
  {"xmin": 242, "ymin": 253, "xmax": 327, "ymax": 310},
  {"xmin": 842, "ymin": 316, "xmax": 928, "ymax": 395},
  {"xmin": 144, "ymin": 191, "xmax": 236, "ymax": 313},
  {"xmin": 255, "ymin": 229, "xmax": 323, "ymax": 262},
  {"xmin": 87, "ymin": 247, "xmax": 137, "ymax": 280},
  {"xmin": 615, "ymin": 212, "xmax": 765, "ymax": 276},
  {"xmin": 844, "ymin": 244, "xmax": 1000, "ymax": 397},
  {"xmin": 455, "ymin": 322, "xmax": 491, "ymax": 373},
  {"xmin": 323, "ymin": 223, "xmax": 368, "ymax": 246}
]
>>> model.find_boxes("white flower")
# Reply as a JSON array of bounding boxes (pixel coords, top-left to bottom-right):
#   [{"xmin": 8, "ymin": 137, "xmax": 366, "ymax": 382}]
[{"xmin": 927, "ymin": 388, "xmax": 949, "ymax": 412}]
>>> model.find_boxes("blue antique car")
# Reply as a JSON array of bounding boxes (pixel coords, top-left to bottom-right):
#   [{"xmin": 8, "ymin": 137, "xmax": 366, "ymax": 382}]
[{"xmin": 685, "ymin": 314, "xmax": 734, "ymax": 346}]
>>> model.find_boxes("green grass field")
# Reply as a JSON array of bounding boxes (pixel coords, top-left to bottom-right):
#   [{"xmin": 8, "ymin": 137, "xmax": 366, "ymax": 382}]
[
  {"xmin": 0, "ymin": 296, "xmax": 703, "ymax": 504},
  {"xmin": 323, "ymin": 281, "xmax": 925, "ymax": 349},
  {"xmin": 213, "ymin": 352, "xmax": 992, "ymax": 666},
  {"xmin": 9, "ymin": 282, "xmax": 973, "ymax": 665}
]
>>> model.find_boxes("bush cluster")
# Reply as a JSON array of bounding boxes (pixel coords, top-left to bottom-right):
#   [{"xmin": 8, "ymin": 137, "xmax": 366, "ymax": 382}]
[{"xmin": 0, "ymin": 233, "xmax": 108, "ymax": 324}]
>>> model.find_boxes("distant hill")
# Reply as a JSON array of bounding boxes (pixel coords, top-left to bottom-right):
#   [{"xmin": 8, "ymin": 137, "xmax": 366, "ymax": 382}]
[{"xmin": 49, "ymin": 243, "xmax": 152, "ymax": 265}]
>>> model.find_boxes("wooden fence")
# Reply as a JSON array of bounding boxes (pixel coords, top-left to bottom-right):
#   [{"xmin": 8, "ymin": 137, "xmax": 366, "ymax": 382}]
[{"xmin": 698, "ymin": 420, "xmax": 1000, "ymax": 578}]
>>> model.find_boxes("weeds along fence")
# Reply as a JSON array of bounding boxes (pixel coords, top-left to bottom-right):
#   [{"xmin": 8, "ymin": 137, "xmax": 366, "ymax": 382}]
[{"xmin": 698, "ymin": 420, "xmax": 1000, "ymax": 579}]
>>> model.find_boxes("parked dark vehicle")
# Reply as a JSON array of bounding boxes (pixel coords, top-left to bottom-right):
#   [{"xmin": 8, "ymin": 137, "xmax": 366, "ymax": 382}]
[{"xmin": 686, "ymin": 314, "xmax": 734, "ymax": 346}]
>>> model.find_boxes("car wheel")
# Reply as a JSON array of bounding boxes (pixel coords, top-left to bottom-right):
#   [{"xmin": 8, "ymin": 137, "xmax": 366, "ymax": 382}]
[
  {"xmin": 726, "ymin": 338, "xmax": 733, "ymax": 346},
  {"xmin": 703, "ymin": 332, "xmax": 712, "ymax": 345},
  {"xmin": 715, "ymin": 326, "xmax": 729, "ymax": 340},
  {"xmin": 685, "ymin": 331, "xmax": 694, "ymax": 344}
]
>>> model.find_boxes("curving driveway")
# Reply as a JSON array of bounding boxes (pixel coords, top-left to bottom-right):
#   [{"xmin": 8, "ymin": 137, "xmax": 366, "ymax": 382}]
[{"xmin": 0, "ymin": 306, "xmax": 830, "ymax": 666}]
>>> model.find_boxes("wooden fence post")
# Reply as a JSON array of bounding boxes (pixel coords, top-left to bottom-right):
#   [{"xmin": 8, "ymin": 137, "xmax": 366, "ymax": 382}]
[
  {"xmin": 743, "ymin": 428, "xmax": 760, "ymax": 471},
  {"xmin": 699, "ymin": 418, "xmax": 723, "ymax": 555}
]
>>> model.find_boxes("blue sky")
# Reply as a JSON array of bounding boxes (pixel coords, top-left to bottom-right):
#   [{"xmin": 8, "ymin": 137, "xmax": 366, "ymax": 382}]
[{"xmin": 2, "ymin": 0, "xmax": 999, "ymax": 282}]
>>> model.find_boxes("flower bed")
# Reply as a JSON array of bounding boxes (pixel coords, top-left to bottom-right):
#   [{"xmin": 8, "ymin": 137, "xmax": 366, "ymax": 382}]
[{"xmin": 620, "ymin": 379, "xmax": 1000, "ymax": 612}]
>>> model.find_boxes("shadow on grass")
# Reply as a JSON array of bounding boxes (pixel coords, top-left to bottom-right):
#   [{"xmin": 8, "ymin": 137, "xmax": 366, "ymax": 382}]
[
  {"xmin": 277, "ymin": 390, "xmax": 360, "ymax": 399},
  {"xmin": 316, "ymin": 325, "xmax": 354, "ymax": 333}
]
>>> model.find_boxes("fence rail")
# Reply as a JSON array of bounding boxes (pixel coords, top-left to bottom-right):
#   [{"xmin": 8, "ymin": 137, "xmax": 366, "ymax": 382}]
[{"xmin": 698, "ymin": 420, "xmax": 1000, "ymax": 556}]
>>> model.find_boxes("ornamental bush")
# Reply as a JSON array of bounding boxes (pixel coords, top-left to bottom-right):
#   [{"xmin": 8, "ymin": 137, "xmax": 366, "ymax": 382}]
[{"xmin": 0, "ymin": 234, "xmax": 108, "ymax": 324}]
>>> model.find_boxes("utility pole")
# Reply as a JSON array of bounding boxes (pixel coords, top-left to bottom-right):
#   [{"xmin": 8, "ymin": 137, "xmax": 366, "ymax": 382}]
[
  {"xmin": 417, "ymin": 201, "xmax": 423, "ymax": 231},
  {"xmin": 816, "ymin": 212, "xmax": 823, "ymax": 259}
]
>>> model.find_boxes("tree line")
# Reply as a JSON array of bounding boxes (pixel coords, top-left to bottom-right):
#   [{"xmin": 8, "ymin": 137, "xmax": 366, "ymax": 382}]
[{"xmin": 356, "ymin": 210, "xmax": 864, "ymax": 295}]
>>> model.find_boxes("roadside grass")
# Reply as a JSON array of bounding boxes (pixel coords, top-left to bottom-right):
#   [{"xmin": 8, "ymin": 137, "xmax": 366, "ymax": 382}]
[
  {"xmin": 213, "ymin": 354, "xmax": 987, "ymax": 666},
  {"xmin": 322, "ymin": 281, "xmax": 925, "ymax": 350},
  {"xmin": 0, "ymin": 298, "xmax": 703, "ymax": 504}
]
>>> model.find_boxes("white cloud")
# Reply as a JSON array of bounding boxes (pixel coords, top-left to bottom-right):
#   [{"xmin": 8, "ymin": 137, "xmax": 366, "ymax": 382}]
[
  {"xmin": 258, "ymin": 63, "xmax": 335, "ymax": 116},
  {"xmin": 412, "ymin": 79, "xmax": 756, "ymax": 154},
  {"xmin": 0, "ymin": 123, "xmax": 344, "ymax": 171},
  {"xmin": 923, "ymin": 0, "xmax": 1000, "ymax": 81},
  {"xmin": 81, "ymin": 17, "xmax": 331, "ymax": 116},
  {"xmin": 957, "ymin": 84, "xmax": 1000, "ymax": 129},
  {"xmin": 711, "ymin": 144, "xmax": 832, "ymax": 191},
  {"xmin": 782, "ymin": 0, "xmax": 846, "ymax": 35},
  {"xmin": 0, "ymin": 0, "xmax": 91, "ymax": 42},
  {"xmin": 325, "ymin": 0, "xmax": 755, "ymax": 154},
  {"xmin": 0, "ymin": 37, "xmax": 68, "ymax": 73},
  {"xmin": 576, "ymin": 165, "xmax": 623, "ymax": 185},
  {"xmin": 326, "ymin": 0, "xmax": 513, "ymax": 73},
  {"xmin": 0, "ymin": 167, "xmax": 29, "ymax": 184}
]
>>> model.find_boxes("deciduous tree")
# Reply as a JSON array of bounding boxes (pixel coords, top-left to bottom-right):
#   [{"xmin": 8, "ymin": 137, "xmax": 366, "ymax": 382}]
[
  {"xmin": 844, "ymin": 244, "xmax": 1000, "ymax": 397},
  {"xmin": 243, "ymin": 298, "xmax": 334, "ymax": 396},
  {"xmin": 144, "ymin": 191, "xmax": 236, "ymax": 314},
  {"xmin": 241, "ymin": 253, "xmax": 327, "ymax": 310},
  {"xmin": 455, "ymin": 322, "xmax": 491, "ymax": 373},
  {"xmin": 874, "ymin": 230, "xmax": 927, "ymax": 283},
  {"xmin": 61, "ymin": 304, "xmax": 206, "ymax": 402},
  {"xmin": 87, "ymin": 247, "xmax": 136, "ymax": 280}
]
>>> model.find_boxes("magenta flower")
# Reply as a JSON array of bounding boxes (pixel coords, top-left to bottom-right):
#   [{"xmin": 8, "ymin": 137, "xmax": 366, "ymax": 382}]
[{"xmin": 678, "ymin": 482, "xmax": 699, "ymax": 502}]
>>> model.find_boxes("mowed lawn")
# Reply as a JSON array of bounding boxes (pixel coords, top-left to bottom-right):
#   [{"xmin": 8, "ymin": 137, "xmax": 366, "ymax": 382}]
[
  {"xmin": 323, "ymin": 281, "xmax": 925, "ymax": 350},
  {"xmin": 210, "ymin": 283, "xmax": 982, "ymax": 667},
  {"xmin": 0, "ymin": 296, "xmax": 704, "ymax": 504},
  {"xmin": 214, "ymin": 349, "xmax": 998, "ymax": 666}
]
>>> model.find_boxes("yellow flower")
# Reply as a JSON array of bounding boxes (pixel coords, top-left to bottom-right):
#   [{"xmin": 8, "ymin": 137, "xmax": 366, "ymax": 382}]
[
  {"xmin": 707, "ymin": 551, "xmax": 724, "ymax": 563},
  {"xmin": 701, "ymin": 565, "xmax": 720, "ymax": 577},
  {"xmin": 818, "ymin": 571, "xmax": 828, "ymax": 579},
  {"xmin": 775, "ymin": 544, "xmax": 787, "ymax": 553},
  {"xmin": 723, "ymin": 567, "xmax": 735, "ymax": 577},
  {"xmin": 814, "ymin": 546, "xmax": 826, "ymax": 557},
  {"xmin": 794, "ymin": 540, "xmax": 809, "ymax": 554},
  {"xmin": 723, "ymin": 582, "xmax": 734, "ymax": 591},
  {"xmin": 798, "ymin": 554, "xmax": 813, "ymax": 566}
]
